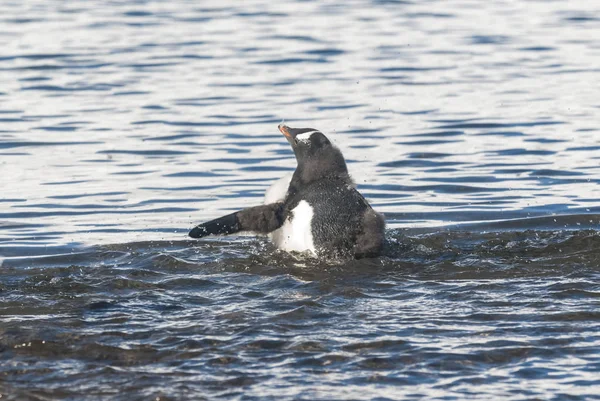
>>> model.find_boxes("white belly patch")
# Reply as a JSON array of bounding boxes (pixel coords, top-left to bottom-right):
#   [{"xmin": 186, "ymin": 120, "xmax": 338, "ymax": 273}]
[
  {"xmin": 264, "ymin": 173, "xmax": 293, "ymax": 204},
  {"xmin": 269, "ymin": 200, "xmax": 316, "ymax": 255}
]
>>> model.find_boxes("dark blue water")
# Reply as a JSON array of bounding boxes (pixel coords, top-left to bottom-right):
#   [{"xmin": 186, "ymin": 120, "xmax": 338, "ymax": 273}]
[{"xmin": 1, "ymin": 1, "xmax": 600, "ymax": 400}]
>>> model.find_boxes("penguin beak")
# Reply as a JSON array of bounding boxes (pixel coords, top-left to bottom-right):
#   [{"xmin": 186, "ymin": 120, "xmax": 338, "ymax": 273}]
[{"xmin": 278, "ymin": 124, "xmax": 295, "ymax": 146}]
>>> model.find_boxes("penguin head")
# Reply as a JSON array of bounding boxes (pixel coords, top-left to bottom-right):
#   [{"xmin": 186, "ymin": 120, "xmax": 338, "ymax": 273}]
[
  {"xmin": 278, "ymin": 124, "xmax": 348, "ymax": 183},
  {"xmin": 278, "ymin": 124, "xmax": 331, "ymax": 155}
]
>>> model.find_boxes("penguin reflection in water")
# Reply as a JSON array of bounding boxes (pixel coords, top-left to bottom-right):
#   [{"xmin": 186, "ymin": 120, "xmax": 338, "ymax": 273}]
[{"xmin": 189, "ymin": 124, "xmax": 385, "ymax": 259}]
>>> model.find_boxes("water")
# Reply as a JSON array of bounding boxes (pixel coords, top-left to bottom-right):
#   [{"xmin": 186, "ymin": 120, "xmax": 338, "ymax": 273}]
[{"xmin": 1, "ymin": 0, "xmax": 600, "ymax": 399}]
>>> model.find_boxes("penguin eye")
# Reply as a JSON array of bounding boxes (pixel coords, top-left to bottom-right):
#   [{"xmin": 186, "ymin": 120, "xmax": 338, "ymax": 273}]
[{"xmin": 295, "ymin": 132, "xmax": 313, "ymax": 144}]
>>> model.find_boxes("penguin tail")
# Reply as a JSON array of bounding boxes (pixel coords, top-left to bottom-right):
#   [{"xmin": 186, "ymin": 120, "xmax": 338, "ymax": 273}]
[
  {"xmin": 189, "ymin": 202, "xmax": 284, "ymax": 239},
  {"xmin": 353, "ymin": 209, "xmax": 386, "ymax": 258}
]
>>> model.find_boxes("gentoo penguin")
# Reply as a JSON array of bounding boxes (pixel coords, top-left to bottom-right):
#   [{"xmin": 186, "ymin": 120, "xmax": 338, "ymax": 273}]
[{"xmin": 189, "ymin": 124, "xmax": 385, "ymax": 259}]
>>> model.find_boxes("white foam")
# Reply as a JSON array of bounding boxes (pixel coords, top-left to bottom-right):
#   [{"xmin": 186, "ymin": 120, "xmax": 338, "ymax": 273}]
[{"xmin": 270, "ymin": 200, "xmax": 316, "ymax": 255}]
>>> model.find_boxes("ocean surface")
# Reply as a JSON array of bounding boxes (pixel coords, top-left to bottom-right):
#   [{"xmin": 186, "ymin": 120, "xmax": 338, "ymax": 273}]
[{"xmin": 1, "ymin": 1, "xmax": 600, "ymax": 400}]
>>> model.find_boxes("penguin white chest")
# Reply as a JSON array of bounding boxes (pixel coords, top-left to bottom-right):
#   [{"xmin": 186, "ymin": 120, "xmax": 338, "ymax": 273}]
[
  {"xmin": 264, "ymin": 173, "xmax": 293, "ymax": 204},
  {"xmin": 270, "ymin": 200, "xmax": 316, "ymax": 255}
]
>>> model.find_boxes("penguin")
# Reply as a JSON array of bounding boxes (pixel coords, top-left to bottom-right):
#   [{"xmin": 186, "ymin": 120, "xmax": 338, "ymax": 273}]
[{"xmin": 189, "ymin": 124, "xmax": 385, "ymax": 259}]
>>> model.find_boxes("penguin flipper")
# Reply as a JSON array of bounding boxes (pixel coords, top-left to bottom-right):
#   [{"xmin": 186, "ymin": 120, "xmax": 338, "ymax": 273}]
[
  {"xmin": 189, "ymin": 211, "xmax": 240, "ymax": 238},
  {"xmin": 189, "ymin": 202, "xmax": 284, "ymax": 239}
]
